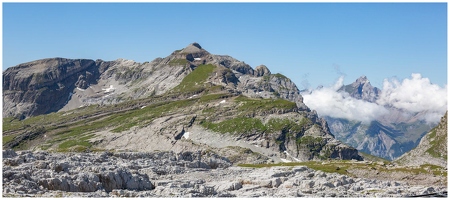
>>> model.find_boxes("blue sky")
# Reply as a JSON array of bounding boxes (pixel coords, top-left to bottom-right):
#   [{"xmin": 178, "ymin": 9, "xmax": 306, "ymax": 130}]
[{"xmin": 3, "ymin": 3, "xmax": 447, "ymax": 89}]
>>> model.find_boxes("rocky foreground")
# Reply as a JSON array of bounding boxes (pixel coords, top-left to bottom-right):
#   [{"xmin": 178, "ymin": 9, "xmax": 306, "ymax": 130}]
[{"xmin": 2, "ymin": 150, "xmax": 446, "ymax": 197}]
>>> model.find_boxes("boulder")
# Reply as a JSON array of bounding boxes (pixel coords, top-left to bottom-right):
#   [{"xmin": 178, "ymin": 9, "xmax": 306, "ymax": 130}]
[
  {"xmin": 3, "ymin": 149, "xmax": 17, "ymax": 158},
  {"xmin": 215, "ymin": 181, "xmax": 242, "ymax": 192}
]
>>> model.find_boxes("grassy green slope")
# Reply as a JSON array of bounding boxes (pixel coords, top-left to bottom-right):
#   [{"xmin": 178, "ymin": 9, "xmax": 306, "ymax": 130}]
[{"xmin": 2, "ymin": 63, "xmax": 310, "ymax": 153}]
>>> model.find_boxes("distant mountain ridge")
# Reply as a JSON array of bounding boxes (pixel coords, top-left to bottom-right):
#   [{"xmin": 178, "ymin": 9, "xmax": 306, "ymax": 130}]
[{"xmin": 325, "ymin": 76, "xmax": 437, "ymax": 160}]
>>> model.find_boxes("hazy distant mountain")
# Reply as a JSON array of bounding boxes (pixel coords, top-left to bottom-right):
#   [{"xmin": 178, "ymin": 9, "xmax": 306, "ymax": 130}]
[
  {"xmin": 325, "ymin": 76, "xmax": 436, "ymax": 160},
  {"xmin": 338, "ymin": 75, "xmax": 380, "ymax": 103}
]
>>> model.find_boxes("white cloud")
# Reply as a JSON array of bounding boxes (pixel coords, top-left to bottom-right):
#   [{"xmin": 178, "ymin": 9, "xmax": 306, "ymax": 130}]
[
  {"xmin": 302, "ymin": 76, "xmax": 389, "ymax": 124},
  {"xmin": 377, "ymin": 73, "xmax": 447, "ymax": 123},
  {"xmin": 301, "ymin": 73, "xmax": 447, "ymax": 124}
]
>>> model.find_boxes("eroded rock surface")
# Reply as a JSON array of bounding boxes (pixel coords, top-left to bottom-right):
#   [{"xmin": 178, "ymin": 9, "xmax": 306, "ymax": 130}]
[{"xmin": 3, "ymin": 150, "xmax": 446, "ymax": 197}]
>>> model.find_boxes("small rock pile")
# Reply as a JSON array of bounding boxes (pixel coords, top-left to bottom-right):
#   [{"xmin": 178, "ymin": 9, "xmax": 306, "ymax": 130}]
[{"xmin": 2, "ymin": 150, "xmax": 446, "ymax": 197}]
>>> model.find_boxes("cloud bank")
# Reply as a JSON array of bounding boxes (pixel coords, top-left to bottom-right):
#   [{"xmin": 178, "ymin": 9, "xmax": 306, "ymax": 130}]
[
  {"xmin": 377, "ymin": 73, "xmax": 447, "ymax": 123},
  {"xmin": 302, "ymin": 76, "xmax": 389, "ymax": 124},
  {"xmin": 302, "ymin": 73, "xmax": 447, "ymax": 124}
]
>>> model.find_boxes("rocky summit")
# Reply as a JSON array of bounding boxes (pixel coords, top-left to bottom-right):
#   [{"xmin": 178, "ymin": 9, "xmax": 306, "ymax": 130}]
[
  {"xmin": 338, "ymin": 75, "xmax": 380, "ymax": 103},
  {"xmin": 2, "ymin": 43, "xmax": 447, "ymax": 197}
]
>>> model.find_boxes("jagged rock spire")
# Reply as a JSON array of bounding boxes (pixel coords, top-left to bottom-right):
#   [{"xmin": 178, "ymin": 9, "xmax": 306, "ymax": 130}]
[{"xmin": 346, "ymin": 75, "xmax": 380, "ymax": 102}]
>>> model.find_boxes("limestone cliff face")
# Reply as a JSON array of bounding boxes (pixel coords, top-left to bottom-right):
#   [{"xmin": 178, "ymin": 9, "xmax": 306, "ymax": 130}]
[
  {"xmin": 394, "ymin": 112, "xmax": 447, "ymax": 167},
  {"xmin": 4, "ymin": 58, "xmax": 96, "ymax": 91},
  {"xmin": 3, "ymin": 58, "xmax": 113, "ymax": 118}
]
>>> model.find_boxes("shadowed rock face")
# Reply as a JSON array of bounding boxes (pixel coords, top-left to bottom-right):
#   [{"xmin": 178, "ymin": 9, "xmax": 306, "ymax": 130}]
[
  {"xmin": 3, "ymin": 58, "xmax": 113, "ymax": 118},
  {"xmin": 254, "ymin": 65, "xmax": 271, "ymax": 77}
]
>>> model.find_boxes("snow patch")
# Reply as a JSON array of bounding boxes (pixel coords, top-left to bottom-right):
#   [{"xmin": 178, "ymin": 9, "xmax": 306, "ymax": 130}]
[
  {"xmin": 141, "ymin": 106, "xmax": 146, "ymax": 109},
  {"xmin": 284, "ymin": 151, "xmax": 300, "ymax": 162},
  {"xmin": 188, "ymin": 94, "xmax": 198, "ymax": 99},
  {"xmin": 183, "ymin": 132, "xmax": 190, "ymax": 139},
  {"xmin": 76, "ymin": 87, "xmax": 86, "ymax": 91},
  {"xmin": 67, "ymin": 92, "xmax": 73, "ymax": 103},
  {"xmin": 102, "ymin": 85, "xmax": 115, "ymax": 93},
  {"xmin": 280, "ymin": 158, "xmax": 292, "ymax": 163},
  {"xmin": 220, "ymin": 100, "xmax": 226, "ymax": 104},
  {"xmin": 194, "ymin": 58, "xmax": 202, "ymax": 61}
]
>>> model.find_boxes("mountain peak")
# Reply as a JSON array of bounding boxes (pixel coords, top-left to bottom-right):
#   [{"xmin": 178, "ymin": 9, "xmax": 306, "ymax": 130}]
[
  {"xmin": 190, "ymin": 42, "xmax": 202, "ymax": 49},
  {"xmin": 354, "ymin": 75, "xmax": 369, "ymax": 85},
  {"xmin": 339, "ymin": 75, "xmax": 380, "ymax": 103},
  {"xmin": 351, "ymin": 75, "xmax": 373, "ymax": 90},
  {"xmin": 180, "ymin": 42, "xmax": 203, "ymax": 54}
]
